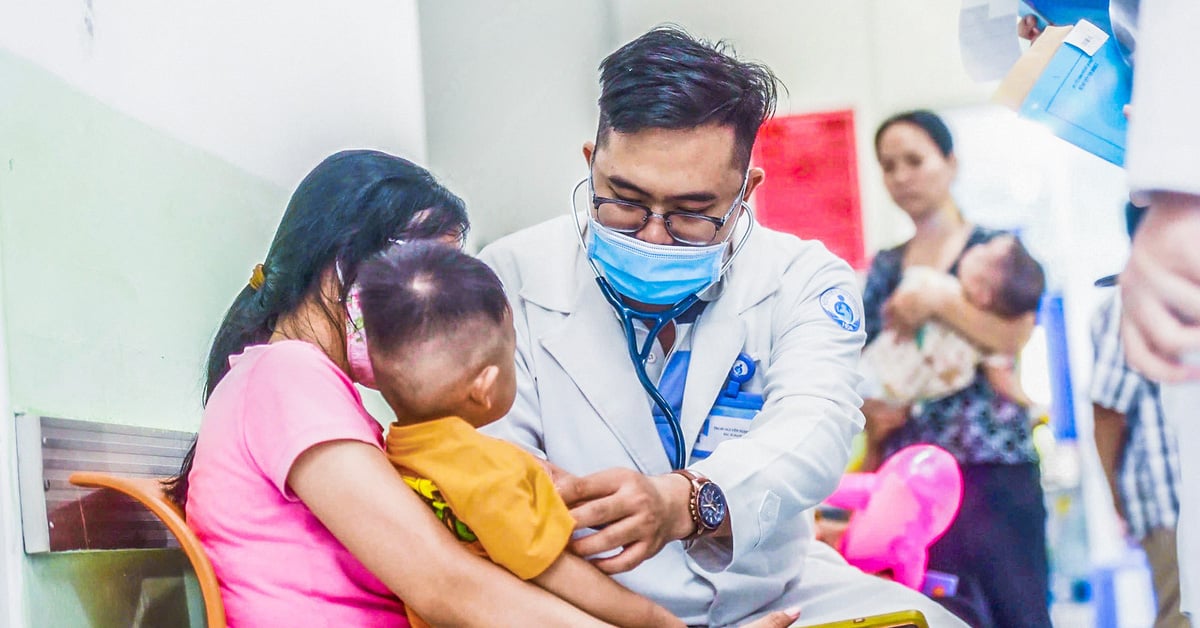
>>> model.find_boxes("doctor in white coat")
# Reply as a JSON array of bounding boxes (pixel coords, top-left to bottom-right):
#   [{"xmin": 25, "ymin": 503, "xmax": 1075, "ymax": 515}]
[
  {"xmin": 1115, "ymin": 0, "xmax": 1200, "ymax": 618},
  {"xmin": 480, "ymin": 26, "xmax": 965, "ymax": 628}
]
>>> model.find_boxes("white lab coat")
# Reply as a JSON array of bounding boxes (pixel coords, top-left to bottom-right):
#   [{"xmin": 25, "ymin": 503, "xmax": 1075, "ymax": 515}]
[
  {"xmin": 1126, "ymin": 0, "xmax": 1200, "ymax": 616},
  {"xmin": 479, "ymin": 215, "xmax": 867, "ymax": 625}
]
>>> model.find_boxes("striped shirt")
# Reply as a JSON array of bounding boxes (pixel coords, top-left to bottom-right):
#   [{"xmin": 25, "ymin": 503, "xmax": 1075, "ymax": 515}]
[{"xmin": 1090, "ymin": 293, "xmax": 1181, "ymax": 539}]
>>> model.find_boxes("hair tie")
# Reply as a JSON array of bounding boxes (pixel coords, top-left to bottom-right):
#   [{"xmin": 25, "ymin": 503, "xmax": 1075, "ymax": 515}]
[{"xmin": 249, "ymin": 264, "xmax": 266, "ymax": 291}]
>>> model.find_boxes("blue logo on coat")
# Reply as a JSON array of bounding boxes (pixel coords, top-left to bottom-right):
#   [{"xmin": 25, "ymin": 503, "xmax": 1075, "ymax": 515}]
[{"xmin": 818, "ymin": 287, "xmax": 861, "ymax": 332}]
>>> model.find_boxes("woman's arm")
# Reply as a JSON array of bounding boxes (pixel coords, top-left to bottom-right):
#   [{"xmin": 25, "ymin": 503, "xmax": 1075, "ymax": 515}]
[
  {"xmin": 935, "ymin": 293, "xmax": 1036, "ymax": 354},
  {"xmin": 289, "ymin": 440, "xmax": 610, "ymax": 628},
  {"xmin": 886, "ymin": 287, "xmax": 1036, "ymax": 355},
  {"xmin": 860, "ymin": 399, "xmax": 909, "ymax": 472}
]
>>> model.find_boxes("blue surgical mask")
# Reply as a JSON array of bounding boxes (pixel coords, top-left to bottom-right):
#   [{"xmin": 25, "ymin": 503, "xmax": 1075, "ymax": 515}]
[{"xmin": 586, "ymin": 216, "xmax": 726, "ymax": 305}]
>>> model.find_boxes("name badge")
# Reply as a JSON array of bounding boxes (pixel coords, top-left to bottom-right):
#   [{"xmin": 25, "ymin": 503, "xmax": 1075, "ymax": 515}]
[{"xmin": 691, "ymin": 353, "xmax": 763, "ymax": 461}]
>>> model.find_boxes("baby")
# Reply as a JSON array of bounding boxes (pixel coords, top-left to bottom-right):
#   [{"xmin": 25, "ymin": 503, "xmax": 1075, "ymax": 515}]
[
  {"xmin": 357, "ymin": 241, "xmax": 680, "ymax": 628},
  {"xmin": 860, "ymin": 234, "xmax": 1045, "ymax": 406}
]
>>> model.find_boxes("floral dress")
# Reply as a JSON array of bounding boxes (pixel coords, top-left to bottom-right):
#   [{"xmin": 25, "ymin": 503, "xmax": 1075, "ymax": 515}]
[{"xmin": 861, "ymin": 226, "xmax": 1038, "ymax": 465}]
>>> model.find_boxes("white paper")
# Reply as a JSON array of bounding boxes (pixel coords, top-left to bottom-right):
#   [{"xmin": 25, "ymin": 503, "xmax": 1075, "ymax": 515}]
[
  {"xmin": 989, "ymin": 0, "xmax": 1018, "ymax": 19},
  {"xmin": 959, "ymin": 1, "xmax": 1025, "ymax": 81},
  {"xmin": 1064, "ymin": 19, "xmax": 1109, "ymax": 57}
]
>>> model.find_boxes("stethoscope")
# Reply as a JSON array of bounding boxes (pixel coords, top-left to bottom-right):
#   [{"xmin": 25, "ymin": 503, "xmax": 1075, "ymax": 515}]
[{"xmin": 569, "ymin": 177, "xmax": 754, "ymax": 470}]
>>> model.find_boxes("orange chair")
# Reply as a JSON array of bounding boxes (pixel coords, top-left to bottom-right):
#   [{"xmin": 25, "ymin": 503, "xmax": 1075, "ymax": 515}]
[{"xmin": 68, "ymin": 472, "xmax": 226, "ymax": 628}]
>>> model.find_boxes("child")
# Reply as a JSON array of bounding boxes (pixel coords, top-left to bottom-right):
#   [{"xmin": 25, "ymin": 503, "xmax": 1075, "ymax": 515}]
[
  {"xmin": 357, "ymin": 241, "xmax": 682, "ymax": 628},
  {"xmin": 860, "ymin": 234, "xmax": 1045, "ymax": 406}
]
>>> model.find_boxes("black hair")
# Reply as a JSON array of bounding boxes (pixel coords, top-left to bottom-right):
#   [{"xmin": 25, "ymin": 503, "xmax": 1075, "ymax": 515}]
[
  {"xmin": 874, "ymin": 110, "xmax": 954, "ymax": 158},
  {"xmin": 1125, "ymin": 201, "xmax": 1147, "ymax": 239},
  {"xmin": 167, "ymin": 150, "xmax": 468, "ymax": 506},
  {"xmin": 357, "ymin": 241, "xmax": 508, "ymax": 361},
  {"xmin": 991, "ymin": 237, "xmax": 1046, "ymax": 317},
  {"xmin": 596, "ymin": 25, "xmax": 780, "ymax": 168}
]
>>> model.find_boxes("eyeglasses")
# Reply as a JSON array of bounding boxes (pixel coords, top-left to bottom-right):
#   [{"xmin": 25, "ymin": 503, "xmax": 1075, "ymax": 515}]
[{"xmin": 590, "ymin": 175, "xmax": 747, "ymax": 246}]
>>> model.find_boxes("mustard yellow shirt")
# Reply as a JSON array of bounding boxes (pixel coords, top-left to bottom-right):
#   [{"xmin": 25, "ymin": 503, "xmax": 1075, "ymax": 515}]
[{"xmin": 386, "ymin": 416, "xmax": 574, "ymax": 580}]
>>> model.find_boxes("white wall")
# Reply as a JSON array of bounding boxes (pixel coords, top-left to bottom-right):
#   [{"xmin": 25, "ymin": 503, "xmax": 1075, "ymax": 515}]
[
  {"xmin": 418, "ymin": 0, "xmax": 613, "ymax": 248},
  {"xmin": 0, "ymin": 0, "xmax": 427, "ymax": 190},
  {"xmin": 0, "ymin": 0, "xmax": 429, "ymax": 433},
  {"xmin": 420, "ymin": 0, "xmax": 996, "ymax": 251},
  {"xmin": 0, "ymin": 270, "xmax": 21, "ymax": 628}
]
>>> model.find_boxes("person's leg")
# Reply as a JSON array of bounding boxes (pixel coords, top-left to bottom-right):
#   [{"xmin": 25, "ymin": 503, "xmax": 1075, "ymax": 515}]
[
  {"xmin": 1140, "ymin": 527, "xmax": 1190, "ymax": 628},
  {"xmin": 926, "ymin": 464, "xmax": 995, "ymax": 627},
  {"xmin": 966, "ymin": 463, "xmax": 1052, "ymax": 628},
  {"xmin": 1159, "ymin": 383, "xmax": 1198, "ymax": 617},
  {"xmin": 754, "ymin": 541, "xmax": 968, "ymax": 627}
]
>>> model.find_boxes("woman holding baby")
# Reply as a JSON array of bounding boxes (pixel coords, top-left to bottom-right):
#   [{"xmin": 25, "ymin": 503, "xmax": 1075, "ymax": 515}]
[{"xmin": 861, "ymin": 110, "xmax": 1051, "ymax": 627}]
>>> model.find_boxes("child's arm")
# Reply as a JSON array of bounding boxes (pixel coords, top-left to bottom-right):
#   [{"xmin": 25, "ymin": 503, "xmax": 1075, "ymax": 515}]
[{"xmin": 533, "ymin": 551, "xmax": 684, "ymax": 628}]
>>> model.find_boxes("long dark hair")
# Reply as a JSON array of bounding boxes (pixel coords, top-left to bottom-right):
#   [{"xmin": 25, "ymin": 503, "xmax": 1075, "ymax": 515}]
[
  {"xmin": 167, "ymin": 150, "xmax": 468, "ymax": 506},
  {"xmin": 874, "ymin": 109, "xmax": 954, "ymax": 158}
]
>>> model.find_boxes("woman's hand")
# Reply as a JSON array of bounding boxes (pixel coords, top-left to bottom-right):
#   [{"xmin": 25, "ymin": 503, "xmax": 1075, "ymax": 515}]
[
  {"xmin": 883, "ymin": 281, "xmax": 953, "ymax": 337},
  {"xmin": 883, "ymin": 293, "xmax": 928, "ymax": 338},
  {"xmin": 860, "ymin": 399, "xmax": 909, "ymax": 472}
]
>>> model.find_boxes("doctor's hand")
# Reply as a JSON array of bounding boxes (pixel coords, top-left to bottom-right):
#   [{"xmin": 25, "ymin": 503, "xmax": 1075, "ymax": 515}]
[
  {"xmin": 555, "ymin": 467, "xmax": 694, "ymax": 574},
  {"xmin": 1121, "ymin": 193, "xmax": 1200, "ymax": 381}
]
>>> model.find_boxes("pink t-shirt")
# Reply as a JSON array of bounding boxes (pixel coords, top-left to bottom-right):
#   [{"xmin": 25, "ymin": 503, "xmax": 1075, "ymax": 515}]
[{"xmin": 187, "ymin": 340, "xmax": 409, "ymax": 627}]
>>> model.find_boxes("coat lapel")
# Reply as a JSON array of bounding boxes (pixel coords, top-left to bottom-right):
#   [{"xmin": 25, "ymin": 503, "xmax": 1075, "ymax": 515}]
[
  {"xmin": 678, "ymin": 223, "xmax": 777, "ymax": 461},
  {"xmin": 537, "ymin": 277, "xmax": 674, "ymax": 475},
  {"xmin": 679, "ymin": 295, "xmax": 747, "ymax": 461}
]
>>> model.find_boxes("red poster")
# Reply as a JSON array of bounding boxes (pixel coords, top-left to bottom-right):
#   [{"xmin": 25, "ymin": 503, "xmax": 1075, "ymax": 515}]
[{"xmin": 751, "ymin": 110, "xmax": 865, "ymax": 269}]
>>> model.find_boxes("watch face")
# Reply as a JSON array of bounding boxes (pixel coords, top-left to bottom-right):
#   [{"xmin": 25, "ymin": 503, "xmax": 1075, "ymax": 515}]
[{"xmin": 696, "ymin": 481, "xmax": 727, "ymax": 530}]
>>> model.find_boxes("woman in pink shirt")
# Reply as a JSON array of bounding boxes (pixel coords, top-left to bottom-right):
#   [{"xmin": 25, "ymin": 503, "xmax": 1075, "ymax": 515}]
[
  {"xmin": 170, "ymin": 150, "xmax": 800, "ymax": 628},
  {"xmin": 168, "ymin": 150, "xmax": 615, "ymax": 626}
]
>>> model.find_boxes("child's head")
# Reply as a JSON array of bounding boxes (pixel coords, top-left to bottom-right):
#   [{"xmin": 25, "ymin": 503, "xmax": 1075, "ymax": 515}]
[
  {"xmin": 357, "ymin": 241, "xmax": 515, "ymax": 428},
  {"xmin": 958, "ymin": 234, "xmax": 1045, "ymax": 318}
]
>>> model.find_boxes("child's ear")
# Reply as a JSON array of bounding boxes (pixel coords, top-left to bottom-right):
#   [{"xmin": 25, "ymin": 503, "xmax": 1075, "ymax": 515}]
[{"xmin": 467, "ymin": 364, "xmax": 500, "ymax": 410}]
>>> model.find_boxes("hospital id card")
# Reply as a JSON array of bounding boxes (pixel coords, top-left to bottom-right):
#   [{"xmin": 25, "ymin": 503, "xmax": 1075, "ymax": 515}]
[{"xmin": 692, "ymin": 405, "xmax": 756, "ymax": 460}]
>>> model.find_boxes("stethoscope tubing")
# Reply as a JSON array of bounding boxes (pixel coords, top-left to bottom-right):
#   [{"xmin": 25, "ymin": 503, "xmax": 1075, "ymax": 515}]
[
  {"xmin": 594, "ymin": 276, "xmax": 697, "ymax": 470},
  {"xmin": 568, "ymin": 176, "xmax": 754, "ymax": 470}
]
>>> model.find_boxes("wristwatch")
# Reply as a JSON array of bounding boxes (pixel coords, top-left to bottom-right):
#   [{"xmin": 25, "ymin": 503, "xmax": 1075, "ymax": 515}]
[{"xmin": 672, "ymin": 469, "xmax": 727, "ymax": 543}]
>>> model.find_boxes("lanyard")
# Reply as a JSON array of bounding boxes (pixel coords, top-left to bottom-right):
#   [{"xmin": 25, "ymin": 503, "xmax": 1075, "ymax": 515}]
[{"xmin": 594, "ymin": 276, "xmax": 696, "ymax": 470}]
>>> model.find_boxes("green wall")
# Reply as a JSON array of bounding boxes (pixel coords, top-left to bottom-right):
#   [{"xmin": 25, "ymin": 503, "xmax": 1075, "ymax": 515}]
[
  {"xmin": 0, "ymin": 50, "xmax": 287, "ymax": 432},
  {"xmin": 0, "ymin": 48, "xmax": 287, "ymax": 625},
  {"xmin": 24, "ymin": 550, "xmax": 200, "ymax": 627}
]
